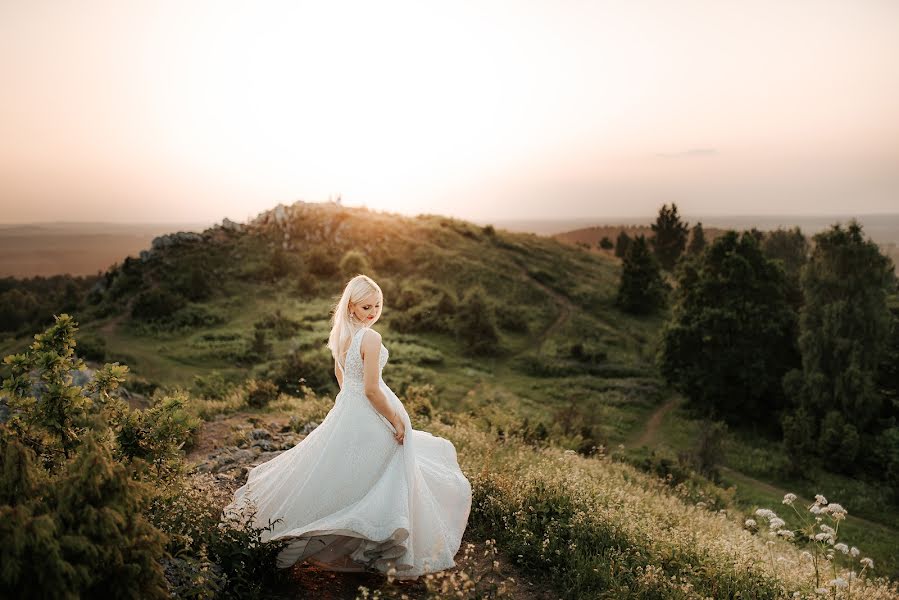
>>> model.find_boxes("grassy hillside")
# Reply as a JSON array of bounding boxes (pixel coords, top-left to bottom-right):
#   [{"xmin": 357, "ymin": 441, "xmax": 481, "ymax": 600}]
[{"xmin": 2, "ymin": 199, "xmax": 898, "ymax": 597}]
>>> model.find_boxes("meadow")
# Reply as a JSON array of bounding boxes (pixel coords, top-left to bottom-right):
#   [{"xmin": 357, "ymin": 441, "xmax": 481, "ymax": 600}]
[{"xmin": 2, "ymin": 200, "xmax": 898, "ymax": 598}]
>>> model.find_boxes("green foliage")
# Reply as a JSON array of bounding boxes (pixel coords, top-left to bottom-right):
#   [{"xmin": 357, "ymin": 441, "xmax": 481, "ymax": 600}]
[
  {"xmin": 74, "ymin": 331, "xmax": 107, "ymax": 362},
  {"xmin": 0, "ymin": 430, "xmax": 170, "ymax": 599},
  {"xmin": 456, "ymin": 284, "xmax": 500, "ymax": 356},
  {"xmin": 253, "ymin": 309, "xmax": 303, "ymax": 340},
  {"xmin": 598, "ymin": 236, "xmax": 613, "ymax": 250},
  {"xmin": 304, "ymin": 246, "xmax": 339, "ymax": 278},
  {"xmin": 615, "ymin": 234, "xmax": 668, "ymax": 315},
  {"xmin": 191, "ymin": 369, "xmax": 238, "ymax": 400},
  {"xmin": 147, "ymin": 473, "xmax": 290, "ymax": 600},
  {"xmin": 657, "ymin": 230, "xmax": 800, "ymax": 424},
  {"xmin": 761, "ymin": 226, "xmax": 809, "ymax": 284},
  {"xmin": 114, "ymin": 391, "xmax": 201, "ymax": 476},
  {"xmin": 132, "ymin": 287, "xmax": 187, "ymax": 321},
  {"xmin": 246, "ymin": 378, "xmax": 280, "ymax": 408},
  {"xmin": 339, "ymin": 249, "xmax": 372, "ymax": 279},
  {"xmin": 169, "ymin": 265, "xmax": 214, "ymax": 302},
  {"xmin": 687, "ymin": 221, "xmax": 706, "ymax": 256},
  {"xmin": 389, "ymin": 278, "xmax": 459, "ymax": 335},
  {"xmin": 614, "ymin": 230, "xmax": 631, "ymax": 259},
  {"xmin": 649, "ymin": 203, "xmax": 690, "ymax": 270},
  {"xmin": 782, "ymin": 220, "xmax": 898, "ymax": 476},
  {"xmin": 267, "ymin": 346, "xmax": 333, "ymax": 396}
]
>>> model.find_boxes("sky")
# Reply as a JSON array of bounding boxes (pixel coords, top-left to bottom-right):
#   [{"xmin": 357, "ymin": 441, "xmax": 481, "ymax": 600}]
[{"xmin": 1, "ymin": 0, "xmax": 897, "ymax": 225}]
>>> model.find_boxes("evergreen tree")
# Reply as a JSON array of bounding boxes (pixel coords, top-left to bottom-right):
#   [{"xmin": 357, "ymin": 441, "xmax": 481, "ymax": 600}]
[
  {"xmin": 687, "ymin": 222, "xmax": 706, "ymax": 255},
  {"xmin": 650, "ymin": 203, "xmax": 690, "ymax": 270},
  {"xmin": 614, "ymin": 231, "xmax": 632, "ymax": 259},
  {"xmin": 615, "ymin": 235, "xmax": 668, "ymax": 315},
  {"xmin": 781, "ymin": 220, "xmax": 897, "ymax": 469},
  {"xmin": 657, "ymin": 230, "xmax": 799, "ymax": 424},
  {"xmin": 456, "ymin": 284, "xmax": 500, "ymax": 356},
  {"xmin": 598, "ymin": 236, "xmax": 614, "ymax": 250},
  {"xmin": 0, "ymin": 430, "xmax": 169, "ymax": 599}
]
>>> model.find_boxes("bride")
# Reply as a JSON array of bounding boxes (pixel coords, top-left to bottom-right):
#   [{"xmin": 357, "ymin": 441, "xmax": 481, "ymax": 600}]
[{"xmin": 221, "ymin": 274, "xmax": 472, "ymax": 579}]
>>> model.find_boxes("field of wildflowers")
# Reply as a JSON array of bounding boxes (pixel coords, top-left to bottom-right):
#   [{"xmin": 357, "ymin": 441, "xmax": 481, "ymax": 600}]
[{"xmin": 426, "ymin": 414, "xmax": 899, "ymax": 600}]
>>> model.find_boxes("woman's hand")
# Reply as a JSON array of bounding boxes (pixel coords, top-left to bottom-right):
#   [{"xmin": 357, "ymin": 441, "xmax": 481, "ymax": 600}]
[{"xmin": 390, "ymin": 416, "xmax": 406, "ymax": 445}]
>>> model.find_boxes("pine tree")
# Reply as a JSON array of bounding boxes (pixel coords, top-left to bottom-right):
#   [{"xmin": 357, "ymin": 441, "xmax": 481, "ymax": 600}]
[
  {"xmin": 687, "ymin": 222, "xmax": 706, "ymax": 255},
  {"xmin": 615, "ymin": 235, "xmax": 668, "ymax": 315},
  {"xmin": 614, "ymin": 231, "xmax": 632, "ymax": 259},
  {"xmin": 650, "ymin": 203, "xmax": 690, "ymax": 270}
]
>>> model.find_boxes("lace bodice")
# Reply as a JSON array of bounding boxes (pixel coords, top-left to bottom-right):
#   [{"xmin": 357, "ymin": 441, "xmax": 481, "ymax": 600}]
[{"xmin": 341, "ymin": 326, "xmax": 388, "ymax": 392}]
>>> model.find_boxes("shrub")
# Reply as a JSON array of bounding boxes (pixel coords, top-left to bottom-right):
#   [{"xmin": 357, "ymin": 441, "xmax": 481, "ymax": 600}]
[
  {"xmin": 132, "ymin": 287, "xmax": 187, "ymax": 321},
  {"xmin": 246, "ymin": 379, "xmax": 280, "ymax": 408},
  {"xmin": 456, "ymin": 284, "xmax": 500, "ymax": 356},
  {"xmin": 339, "ymin": 250, "xmax": 372, "ymax": 280}
]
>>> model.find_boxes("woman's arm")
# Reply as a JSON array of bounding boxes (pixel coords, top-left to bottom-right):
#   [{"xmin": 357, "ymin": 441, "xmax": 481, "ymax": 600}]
[
  {"xmin": 334, "ymin": 358, "xmax": 343, "ymax": 390},
  {"xmin": 360, "ymin": 329, "xmax": 405, "ymax": 444}
]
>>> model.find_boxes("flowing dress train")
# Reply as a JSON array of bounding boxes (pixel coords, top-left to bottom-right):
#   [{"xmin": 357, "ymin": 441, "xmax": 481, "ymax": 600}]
[{"xmin": 221, "ymin": 326, "xmax": 472, "ymax": 578}]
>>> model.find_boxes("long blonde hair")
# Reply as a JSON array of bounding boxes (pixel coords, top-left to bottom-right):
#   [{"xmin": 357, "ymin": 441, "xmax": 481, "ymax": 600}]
[{"xmin": 328, "ymin": 274, "xmax": 384, "ymax": 376}]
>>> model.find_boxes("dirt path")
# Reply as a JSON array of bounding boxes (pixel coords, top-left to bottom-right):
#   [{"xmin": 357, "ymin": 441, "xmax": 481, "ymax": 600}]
[
  {"xmin": 511, "ymin": 259, "xmax": 576, "ymax": 358},
  {"xmin": 630, "ymin": 395, "xmax": 681, "ymax": 448}
]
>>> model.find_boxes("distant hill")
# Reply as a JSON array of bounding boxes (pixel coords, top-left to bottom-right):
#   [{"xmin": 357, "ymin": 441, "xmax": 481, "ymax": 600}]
[{"xmin": 0, "ymin": 221, "xmax": 215, "ymax": 277}]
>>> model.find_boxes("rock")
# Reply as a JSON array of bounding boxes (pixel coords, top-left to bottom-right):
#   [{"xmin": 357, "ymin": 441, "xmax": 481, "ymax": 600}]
[{"xmin": 249, "ymin": 428, "xmax": 272, "ymax": 440}]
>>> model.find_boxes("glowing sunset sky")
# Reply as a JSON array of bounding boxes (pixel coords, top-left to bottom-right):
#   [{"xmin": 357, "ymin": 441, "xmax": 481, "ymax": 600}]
[{"xmin": 1, "ymin": 0, "xmax": 897, "ymax": 224}]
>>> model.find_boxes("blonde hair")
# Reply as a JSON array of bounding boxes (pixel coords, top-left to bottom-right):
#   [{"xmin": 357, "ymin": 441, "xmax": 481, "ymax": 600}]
[{"xmin": 328, "ymin": 274, "xmax": 384, "ymax": 376}]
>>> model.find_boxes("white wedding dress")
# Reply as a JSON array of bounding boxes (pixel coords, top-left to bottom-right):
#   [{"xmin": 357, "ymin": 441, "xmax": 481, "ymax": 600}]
[{"xmin": 221, "ymin": 326, "xmax": 472, "ymax": 579}]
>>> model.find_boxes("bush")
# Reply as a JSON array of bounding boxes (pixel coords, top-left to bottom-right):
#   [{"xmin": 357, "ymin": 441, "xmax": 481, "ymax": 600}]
[
  {"xmin": 246, "ymin": 379, "xmax": 280, "ymax": 408},
  {"xmin": 192, "ymin": 370, "xmax": 238, "ymax": 400},
  {"xmin": 132, "ymin": 287, "xmax": 187, "ymax": 321},
  {"xmin": 456, "ymin": 284, "xmax": 500, "ymax": 356},
  {"xmin": 0, "ymin": 431, "xmax": 170, "ymax": 599},
  {"xmin": 339, "ymin": 250, "xmax": 372, "ymax": 280},
  {"xmin": 74, "ymin": 332, "xmax": 107, "ymax": 362}
]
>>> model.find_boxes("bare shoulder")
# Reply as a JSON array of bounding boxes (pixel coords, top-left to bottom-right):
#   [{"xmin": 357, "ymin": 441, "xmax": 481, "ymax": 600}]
[{"xmin": 360, "ymin": 328, "xmax": 382, "ymax": 355}]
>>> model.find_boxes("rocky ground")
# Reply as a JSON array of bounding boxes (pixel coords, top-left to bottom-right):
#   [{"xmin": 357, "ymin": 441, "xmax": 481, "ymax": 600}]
[{"xmin": 184, "ymin": 413, "xmax": 558, "ymax": 599}]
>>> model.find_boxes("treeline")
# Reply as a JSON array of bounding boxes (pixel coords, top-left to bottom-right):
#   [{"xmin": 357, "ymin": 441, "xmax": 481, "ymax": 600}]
[
  {"xmin": 0, "ymin": 274, "xmax": 98, "ymax": 336},
  {"xmin": 614, "ymin": 203, "xmax": 899, "ymax": 496}
]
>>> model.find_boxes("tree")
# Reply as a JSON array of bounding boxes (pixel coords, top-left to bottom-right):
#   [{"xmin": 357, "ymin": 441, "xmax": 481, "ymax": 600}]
[
  {"xmin": 781, "ymin": 220, "xmax": 897, "ymax": 467},
  {"xmin": 614, "ymin": 231, "xmax": 632, "ymax": 259},
  {"xmin": 687, "ymin": 222, "xmax": 706, "ymax": 255},
  {"xmin": 456, "ymin": 284, "xmax": 500, "ymax": 356},
  {"xmin": 657, "ymin": 230, "xmax": 799, "ymax": 424},
  {"xmin": 761, "ymin": 226, "xmax": 809, "ymax": 312},
  {"xmin": 598, "ymin": 236, "xmax": 613, "ymax": 250},
  {"xmin": 615, "ymin": 235, "xmax": 668, "ymax": 315},
  {"xmin": 650, "ymin": 203, "xmax": 690, "ymax": 270}
]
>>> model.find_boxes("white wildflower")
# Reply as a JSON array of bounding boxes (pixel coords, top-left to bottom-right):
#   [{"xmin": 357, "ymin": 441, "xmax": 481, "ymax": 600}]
[
  {"xmin": 744, "ymin": 518, "xmax": 757, "ymax": 528},
  {"xmin": 850, "ymin": 546, "xmax": 860, "ymax": 557},
  {"xmin": 815, "ymin": 494, "xmax": 827, "ymax": 505},
  {"xmin": 860, "ymin": 557, "xmax": 874, "ymax": 569},
  {"xmin": 824, "ymin": 503, "xmax": 847, "ymax": 520},
  {"xmin": 755, "ymin": 508, "xmax": 776, "ymax": 520},
  {"xmin": 834, "ymin": 543, "xmax": 849, "ymax": 554},
  {"xmin": 777, "ymin": 529, "xmax": 796, "ymax": 540},
  {"xmin": 782, "ymin": 493, "xmax": 797, "ymax": 505},
  {"xmin": 829, "ymin": 577, "xmax": 849, "ymax": 589},
  {"xmin": 769, "ymin": 517, "xmax": 786, "ymax": 530}
]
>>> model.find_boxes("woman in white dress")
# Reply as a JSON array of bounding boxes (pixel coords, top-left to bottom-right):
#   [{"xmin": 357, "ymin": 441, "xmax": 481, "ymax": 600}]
[{"xmin": 221, "ymin": 274, "xmax": 472, "ymax": 579}]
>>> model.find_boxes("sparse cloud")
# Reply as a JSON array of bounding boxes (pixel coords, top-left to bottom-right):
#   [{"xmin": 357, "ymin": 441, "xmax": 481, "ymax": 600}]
[{"xmin": 655, "ymin": 148, "xmax": 719, "ymax": 158}]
